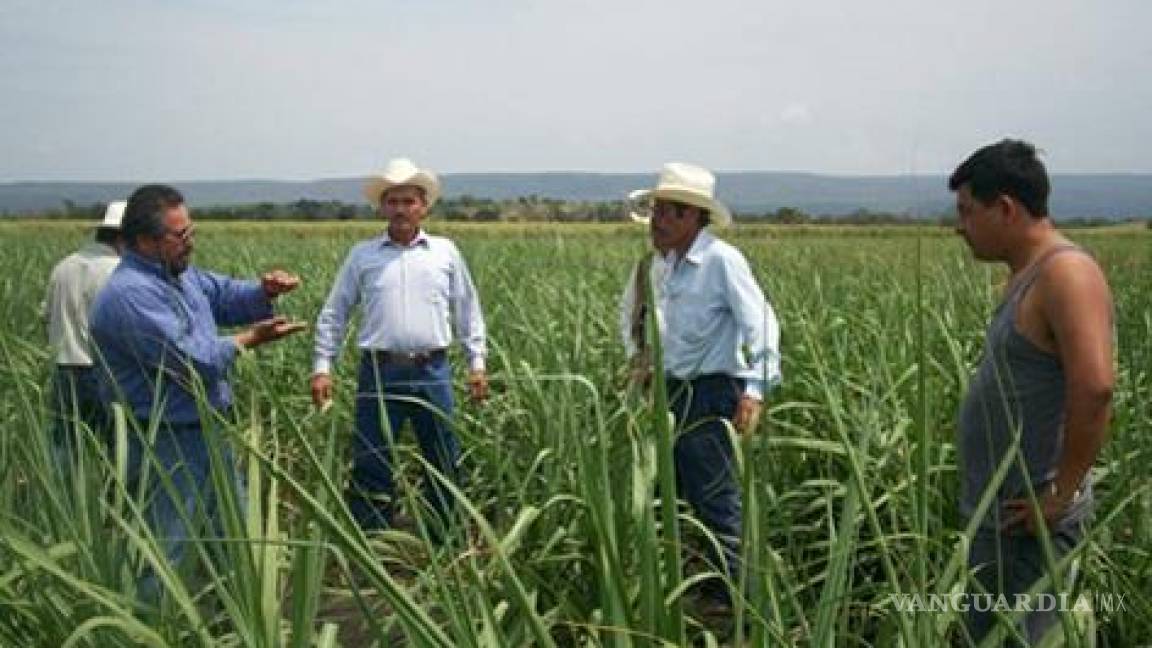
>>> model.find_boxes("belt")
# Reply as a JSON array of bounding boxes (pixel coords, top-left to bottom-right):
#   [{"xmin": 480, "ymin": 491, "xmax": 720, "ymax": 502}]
[
  {"xmin": 369, "ymin": 348, "xmax": 447, "ymax": 367},
  {"xmin": 665, "ymin": 372, "xmax": 738, "ymax": 385}
]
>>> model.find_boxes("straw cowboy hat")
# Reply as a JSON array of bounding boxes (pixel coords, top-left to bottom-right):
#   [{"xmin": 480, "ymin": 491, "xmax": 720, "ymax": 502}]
[
  {"xmin": 628, "ymin": 162, "xmax": 732, "ymax": 227},
  {"xmin": 97, "ymin": 200, "xmax": 127, "ymax": 229},
  {"xmin": 363, "ymin": 158, "xmax": 441, "ymax": 209}
]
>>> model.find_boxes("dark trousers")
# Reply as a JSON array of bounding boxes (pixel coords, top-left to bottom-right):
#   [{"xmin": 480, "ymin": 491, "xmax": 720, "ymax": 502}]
[
  {"xmin": 122, "ymin": 417, "xmax": 244, "ymax": 601},
  {"xmin": 966, "ymin": 524, "xmax": 1083, "ymax": 646},
  {"xmin": 348, "ymin": 352, "xmax": 459, "ymax": 534},
  {"xmin": 51, "ymin": 365, "xmax": 107, "ymax": 454},
  {"xmin": 666, "ymin": 373, "xmax": 745, "ymax": 602}
]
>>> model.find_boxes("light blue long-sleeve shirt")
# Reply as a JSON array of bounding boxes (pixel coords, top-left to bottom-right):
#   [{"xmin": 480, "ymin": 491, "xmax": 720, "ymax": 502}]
[
  {"xmin": 312, "ymin": 230, "xmax": 487, "ymax": 374},
  {"xmin": 657, "ymin": 230, "xmax": 781, "ymax": 399},
  {"xmin": 89, "ymin": 251, "xmax": 273, "ymax": 424}
]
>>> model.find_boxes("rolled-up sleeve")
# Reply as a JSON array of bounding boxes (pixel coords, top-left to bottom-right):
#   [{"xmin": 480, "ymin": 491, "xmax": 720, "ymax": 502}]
[
  {"xmin": 724, "ymin": 253, "xmax": 781, "ymax": 399},
  {"xmin": 312, "ymin": 250, "xmax": 361, "ymax": 375},
  {"xmin": 95, "ymin": 286, "xmax": 239, "ymax": 386},
  {"xmin": 190, "ymin": 268, "xmax": 273, "ymax": 326},
  {"xmin": 448, "ymin": 245, "xmax": 487, "ymax": 372}
]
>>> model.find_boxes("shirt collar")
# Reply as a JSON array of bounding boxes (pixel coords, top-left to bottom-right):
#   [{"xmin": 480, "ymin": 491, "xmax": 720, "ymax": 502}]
[
  {"xmin": 81, "ymin": 241, "xmax": 118, "ymax": 257},
  {"xmin": 380, "ymin": 229, "xmax": 430, "ymax": 249},
  {"xmin": 122, "ymin": 249, "xmax": 179, "ymax": 283},
  {"xmin": 664, "ymin": 229, "xmax": 714, "ymax": 267}
]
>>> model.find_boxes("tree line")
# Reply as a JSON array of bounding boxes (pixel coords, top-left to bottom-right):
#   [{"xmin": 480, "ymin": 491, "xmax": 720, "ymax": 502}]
[{"xmin": 24, "ymin": 197, "xmax": 1150, "ymax": 227}]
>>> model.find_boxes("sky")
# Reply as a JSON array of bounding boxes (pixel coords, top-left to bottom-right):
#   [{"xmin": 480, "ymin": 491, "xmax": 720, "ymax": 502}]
[{"xmin": 1, "ymin": 0, "xmax": 1150, "ymax": 181}]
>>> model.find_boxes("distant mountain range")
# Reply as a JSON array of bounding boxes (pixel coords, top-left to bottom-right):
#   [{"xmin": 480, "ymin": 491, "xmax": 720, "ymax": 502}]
[{"xmin": 2, "ymin": 173, "xmax": 1150, "ymax": 219}]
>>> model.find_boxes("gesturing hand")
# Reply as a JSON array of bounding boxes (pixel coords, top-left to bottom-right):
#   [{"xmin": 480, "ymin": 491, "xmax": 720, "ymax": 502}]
[
  {"xmin": 261, "ymin": 270, "xmax": 301, "ymax": 298},
  {"xmin": 235, "ymin": 316, "xmax": 307, "ymax": 349}
]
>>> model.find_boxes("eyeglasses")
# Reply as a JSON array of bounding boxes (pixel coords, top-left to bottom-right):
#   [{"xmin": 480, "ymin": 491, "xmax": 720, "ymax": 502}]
[
  {"xmin": 163, "ymin": 225, "xmax": 196, "ymax": 243},
  {"xmin": 651, "ymin": 200, "xmax": 692, "ymax": 219}
]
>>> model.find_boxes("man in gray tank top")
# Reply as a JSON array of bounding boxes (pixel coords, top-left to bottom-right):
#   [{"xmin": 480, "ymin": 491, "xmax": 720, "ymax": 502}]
[{"xmin": 951, "ymin": 140, "xmax": 1114, "ymax": 645}]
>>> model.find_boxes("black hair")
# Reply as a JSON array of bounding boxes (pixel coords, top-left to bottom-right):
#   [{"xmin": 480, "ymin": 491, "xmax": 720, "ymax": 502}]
[
  {"xmin": 948, "ymin": 139, "xmax": 1050, "ymax": 217},
  {"xmin": 94, "ymin": 227, "xmax": 120, "ymax": 246},
  {"xmin": 122, "ymin": 185, "xmax": 185, "ymax": 248}
]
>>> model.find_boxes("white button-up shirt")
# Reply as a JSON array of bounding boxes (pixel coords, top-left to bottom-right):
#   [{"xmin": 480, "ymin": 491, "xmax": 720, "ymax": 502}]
[
  {"xmin": 44, "ymin": 241, "xmax": 120, "ymax": 366},
  {"xmin": 313, "ymin": 230, "xmax": 487, "ymax": 374},
  {"xmin": 634, "ymin": 230, "xmax": 781, "ymax": 399}
]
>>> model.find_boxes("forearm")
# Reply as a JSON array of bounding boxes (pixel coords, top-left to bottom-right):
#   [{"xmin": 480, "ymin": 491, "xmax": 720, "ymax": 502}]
[
  {"xmin": 219, "ymin": 281, "xmax": 274, "ymax": 326},
  {"xmin": 312, "ymin": 305, "xmax": 350, "ymax": 374},
  {"xmin": 1053, "ymin": 389, "xmax": 1112, "ymax": 496},
  {"xmin": 452, "ymin": 274, "xmax": 487, "ymax": 371},
  {"xmin": 196, "ymin": 269, "xmax": 273, "ymax": 326}
]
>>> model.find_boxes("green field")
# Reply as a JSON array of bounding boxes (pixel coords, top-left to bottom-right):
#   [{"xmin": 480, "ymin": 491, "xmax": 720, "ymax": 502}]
[{"xmin": 0, "ymin": 221, "xmax": 1148, "ymax": 647}]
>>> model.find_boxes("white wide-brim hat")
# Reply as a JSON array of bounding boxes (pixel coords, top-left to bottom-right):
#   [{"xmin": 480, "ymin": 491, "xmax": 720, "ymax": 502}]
[
  {"xmin": 97, "ymin": 200, "xmax": 126, "ymax": 229},
  {"xmin": 363, "ymin": 158, "xmax": 441, "ymax": 210},
  {"xmin": 628, "ymin": 162, "xmax": 732, "ymax": 227}
]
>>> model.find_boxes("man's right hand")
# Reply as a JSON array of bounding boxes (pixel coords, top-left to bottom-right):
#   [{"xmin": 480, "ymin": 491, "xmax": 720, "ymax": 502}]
[
  {"xmin": 310, "ymin": 373, "xmax": 333, "ymax": 409},
  {"xmin": 234, "ymin": 316, "xmax": 307, "ymax": 349},
  {"xmin": 626, "ymin": 353, "xmax": 653, "ymax": 390}
]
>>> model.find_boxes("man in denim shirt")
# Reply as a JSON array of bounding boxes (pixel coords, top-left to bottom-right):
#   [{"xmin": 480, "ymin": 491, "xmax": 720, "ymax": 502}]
[
  {"xmin": 626, "ymin": 163, "xmax": 781, "ymax": 614},
  {"xmin": 90, "ymin": 184, "xmax": 304, "ymax": 595}
]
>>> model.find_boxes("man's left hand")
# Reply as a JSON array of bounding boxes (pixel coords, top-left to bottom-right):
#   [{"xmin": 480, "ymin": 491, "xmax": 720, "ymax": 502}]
[
  {"xmin": 236, "ymin": 316, "xmax": 308, "ymax": 349},
  {"xmin": 1000, "ymin": 486, "xmax": 1072, "ymax": 535},
  {"xmin": 467, "ymin": 370, "xmax": 489, "ymax": 403},
  {"xmin": 262, "ymin": 270, "xmax": 301, "ymax": 298},
  {"xmin": 733, "ymin": 395, "xmax": 763, "ymax": 435}
]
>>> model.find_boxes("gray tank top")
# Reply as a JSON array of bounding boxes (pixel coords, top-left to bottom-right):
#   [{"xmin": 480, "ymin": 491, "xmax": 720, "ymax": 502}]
[{"xmin": 958, "ymin": 246, "xmax": 1093, "ymax": 530}]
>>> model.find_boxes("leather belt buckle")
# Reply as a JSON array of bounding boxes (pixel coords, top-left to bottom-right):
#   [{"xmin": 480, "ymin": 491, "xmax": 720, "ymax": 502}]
[{"xmin": 379, "ymin": 348, "xmax": 445, "ymax": 367}]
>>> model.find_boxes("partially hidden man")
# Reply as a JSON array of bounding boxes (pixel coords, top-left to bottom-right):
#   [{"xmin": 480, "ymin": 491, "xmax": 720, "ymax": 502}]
[
  {"xmin": 44, "ymin": 200, "xmax": 125, "ymax": 449},
  {"xmin": 623, "ymin": 162, "xmax": 782, "ymax": 613},
  {"xmin": 311, "ymin": 158, "xmax": 488, "ymax": 538}
]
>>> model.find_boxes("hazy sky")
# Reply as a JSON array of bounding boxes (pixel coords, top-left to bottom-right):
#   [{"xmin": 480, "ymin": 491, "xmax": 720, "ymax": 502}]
[{"xmin": 2, "ymin": 0, "xmax": 1150, "ymax": 180}]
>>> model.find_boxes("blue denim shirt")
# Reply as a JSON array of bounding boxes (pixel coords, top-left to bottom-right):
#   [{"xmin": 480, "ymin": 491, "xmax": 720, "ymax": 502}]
[{"xmin": 90, "ymin": 251, "xmax": 273, "ymax": 424}]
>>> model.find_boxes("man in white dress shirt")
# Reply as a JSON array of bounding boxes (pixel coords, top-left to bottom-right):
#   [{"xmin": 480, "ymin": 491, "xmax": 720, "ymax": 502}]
[
  {"xmin": 311, "ymin": 158, "xmax": 488, "ymax": 537},
  {"xmin": 44, "ymin": 200, "xmax": 126, "ymax": 445},
  {"xmin": 624, "ymin": 162, "xmax": 782, "ymax": 612}
]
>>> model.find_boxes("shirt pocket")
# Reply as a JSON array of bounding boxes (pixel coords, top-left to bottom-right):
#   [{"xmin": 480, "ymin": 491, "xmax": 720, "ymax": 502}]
[
  {"xmin": 668, "ymin": 289, "xmax": 714, "ymax": 341},
  {"xmin": 420, "ymin": 263, "xmax": 453, "ymax": 304}
]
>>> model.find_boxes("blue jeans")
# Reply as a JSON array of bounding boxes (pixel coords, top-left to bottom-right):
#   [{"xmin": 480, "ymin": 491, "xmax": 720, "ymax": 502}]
[
  {"xmin": 348, "ymin": 352, "xmax": 459, "ymax": 534},
  {"xmin": 123, "ymin": 417, "xmax": 244, "ymax": 600},
  {"xmin": 50, "ymin": 365, "xmax": 107, "ymax": 459},
  {"xmin": 666, "ymin": 373, "xmax": 744, "ymax": 603},
  {"xmin": 966, "ymin": 524, "xmax": 1083, "ymax": 646}
]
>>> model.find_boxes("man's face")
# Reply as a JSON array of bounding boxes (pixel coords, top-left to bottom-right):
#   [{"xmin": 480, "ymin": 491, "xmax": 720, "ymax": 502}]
[
  {"xmin": 954, "ymin": 185, "xmax": 1004, "ymax": 261},
  {"xmin": 381, "ymin": 186, "xmax": 428, "ymax": 238},
  {"xmin": 157, "ymin": 205, "xmax": 195, "ymax": 275},
  {"xmin": 649, "ymin": 199, "xmax": 703, "ymax": 254}
]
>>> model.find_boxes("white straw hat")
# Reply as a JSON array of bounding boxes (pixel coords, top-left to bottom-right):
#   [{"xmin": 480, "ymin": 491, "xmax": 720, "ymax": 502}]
[
  {"xmin": 628, "ymin": 162, "xmax": 732, "ymax": 226},
  {"xmin": 363, "ymin": 158, "xmax": 441, "ymax": 210},
  {"xmin": 97, "ymin": 200, "xmax": 126, "ymax": 229}
]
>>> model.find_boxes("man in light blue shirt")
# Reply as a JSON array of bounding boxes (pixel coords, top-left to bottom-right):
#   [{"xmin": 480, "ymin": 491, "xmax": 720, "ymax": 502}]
[
  {"xmin": 311, "ymin": 158, "xmax": 487, "ymax": 538},
  {"xmin": 90, "ymin": 184, "xmax": 304, "ymax": 596},
  {"xmin": 625, "ymin": 162, "xmax": 781, "ymax": 613}
]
